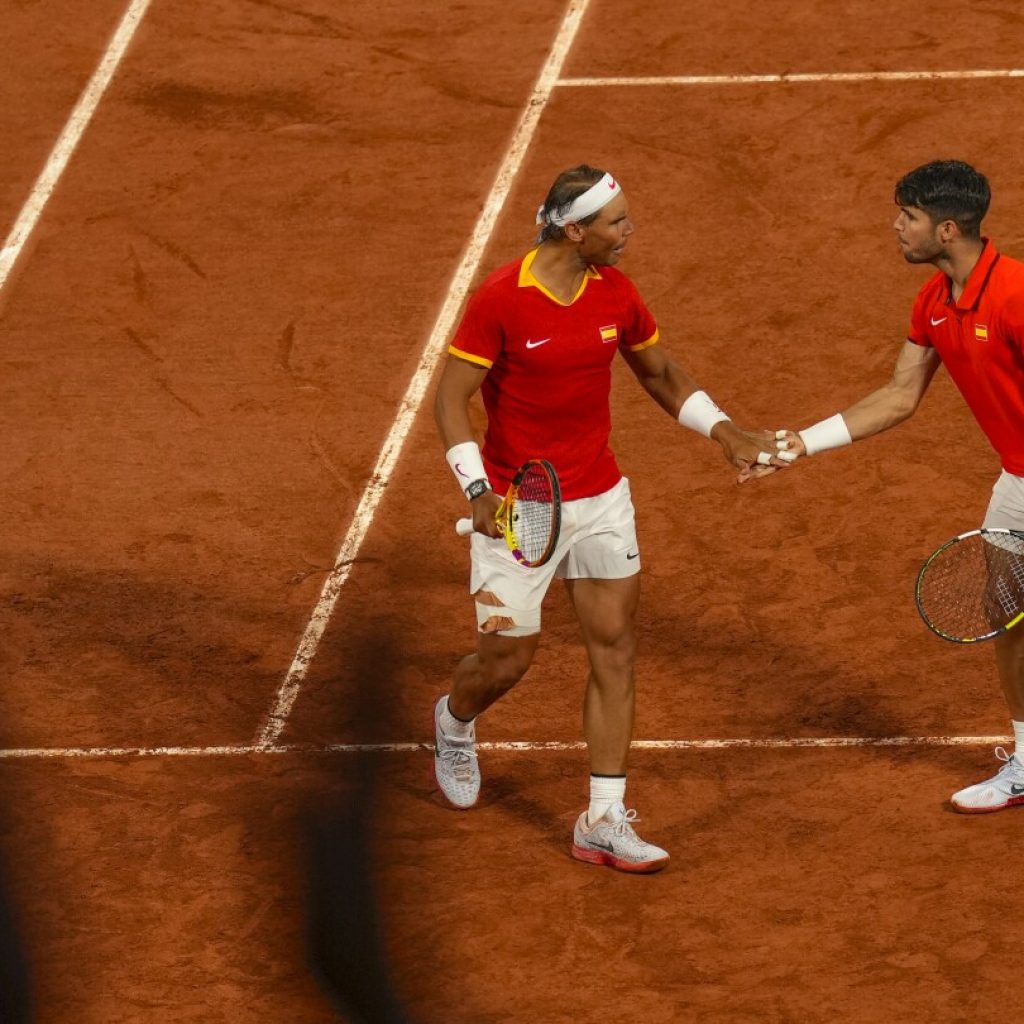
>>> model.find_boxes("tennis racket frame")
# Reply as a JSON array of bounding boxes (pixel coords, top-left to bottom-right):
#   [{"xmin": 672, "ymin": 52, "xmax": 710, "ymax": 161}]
[
  {"xmin": 915, "ymin": 527, "xmax": 1024, "ymax": 643},
  {"xmin": 497, "ymin": 458, "xmax": 562, "ymax": 568}
]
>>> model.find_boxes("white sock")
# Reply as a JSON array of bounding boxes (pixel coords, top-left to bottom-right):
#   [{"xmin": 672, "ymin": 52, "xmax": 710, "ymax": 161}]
[
  {"xmin": 587, "ymin": 775, "xmax": 626, "ymax": 826},
  {"xmin": 440, "ymin": 697, "xmax": 474, "ymax": 740},
  {"xmin": 1013, "ymin": 720, "xmax": 1024, "ymax": 760}
]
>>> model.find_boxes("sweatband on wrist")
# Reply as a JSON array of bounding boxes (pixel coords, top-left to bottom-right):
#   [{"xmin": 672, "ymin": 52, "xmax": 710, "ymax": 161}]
[
  {"xmin": 798, "ymin": 414, "xmax": 852, "ymax": 456},
  {"xmin": 446, "ymin": 441, "xmax": 489, "ymax": 492},
  {"xmin": 677, "ymin": 390, "xmax": 730, "ymax": 438}
]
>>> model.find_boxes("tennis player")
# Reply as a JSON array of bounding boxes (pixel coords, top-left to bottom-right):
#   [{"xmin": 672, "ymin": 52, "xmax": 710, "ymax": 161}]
[
  {"xmin": 433, "ymin": 165, "xmax": 792, "ymax": 871},
  {"xmin": 764, "ymin": 159, "xmax": 1024, "ymax": 814}
]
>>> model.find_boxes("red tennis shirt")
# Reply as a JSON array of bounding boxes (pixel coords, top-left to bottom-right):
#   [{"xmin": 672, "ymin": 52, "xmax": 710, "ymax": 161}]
[
  {"xmin": 449, "ymin": 248, "xmax": 659, "ymax": 499},
  {"xmin": 907, "ymin": 239, "xmax": 1024, "ymax": 475}
]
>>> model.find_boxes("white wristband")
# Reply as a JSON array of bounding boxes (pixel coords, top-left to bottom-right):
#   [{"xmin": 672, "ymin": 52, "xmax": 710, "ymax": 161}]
[
  {"xmin": 798, "ymin": 414, "xmax": 852, "ymax": 456},
  {"xmin": 677, "ymin": 390, "xmax": 730, "ymax": 438},
  {"xmin": 446, "ymin": 441, "xmax": 489, "ymax": 493}
]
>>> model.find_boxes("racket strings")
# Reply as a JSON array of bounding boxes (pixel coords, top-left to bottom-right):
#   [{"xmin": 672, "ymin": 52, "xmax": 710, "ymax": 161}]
[
  {"xmin": 509, "ymin": 467, "xmax": 557, "ymax": 565},
  {"xmin": 919, "ymin": 533, "xmax": 1024, "ymax": 640}
]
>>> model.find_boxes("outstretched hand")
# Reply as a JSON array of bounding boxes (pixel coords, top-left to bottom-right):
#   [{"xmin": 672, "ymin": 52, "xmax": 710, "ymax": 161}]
[
  {"xmin": 736, "ymin": 428, "xmax": 805, "ymax": 483},
  {"xmin": 712, "ymin": 423, "xmax": 798, "ymax": 483}
]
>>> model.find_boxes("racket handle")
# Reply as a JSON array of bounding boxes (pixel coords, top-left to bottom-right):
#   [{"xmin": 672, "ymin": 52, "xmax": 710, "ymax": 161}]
[{"xmin": 455, "ymin": 517, "xmax": 474, "ymax": 537}]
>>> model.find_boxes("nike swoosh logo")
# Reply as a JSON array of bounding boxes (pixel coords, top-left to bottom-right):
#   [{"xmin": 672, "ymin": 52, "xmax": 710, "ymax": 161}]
[
  {"xmin": 930, "ymin": 316, "xmax": 947, "ymax": 326},
  {"xmin": 588, "ymin": 838, "xmax": 615, "ymax": 852},
  {"xmin": 455, "ymin": 462, "xmax": 468, "ymax": 478},
  {"xmin": 525, "ymin": 338, "xmax": 551, "ymax": 349},
  {"xmin": 626, "ymin": 552, "xmax": 639, "ymax": 560},
  {"xmin": 1011, "ymin": 784, "xmax": 1024, "ymax": 795}
]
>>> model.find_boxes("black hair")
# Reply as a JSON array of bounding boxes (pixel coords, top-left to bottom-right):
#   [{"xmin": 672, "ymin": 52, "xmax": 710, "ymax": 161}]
[
  {"xmin": 894, "ymin": 160, "xmax": 990, "ymax": 238},
  {"xmin": 535, "ymin": 164, "xmax": 607, "ymax": 244}
]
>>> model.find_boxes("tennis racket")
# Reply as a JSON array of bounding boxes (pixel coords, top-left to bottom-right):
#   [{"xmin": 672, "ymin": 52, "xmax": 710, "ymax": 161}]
[
  {"xmin": 915, "ymin": 527, "xmax": 1024, "ymax": 643},
  {"xmin": 455, "ymin": 459, "xmax": 561, "ymax": 568}
]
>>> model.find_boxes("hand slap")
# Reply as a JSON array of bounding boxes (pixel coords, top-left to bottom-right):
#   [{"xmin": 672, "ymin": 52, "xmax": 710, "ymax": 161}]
[
  {"xmin": 736, "ymin": 428, "xmax": 802, "ymax": 484},
  {"xmin": 773, "ymin": 428, "xmax": 806, "ymax": 458}
]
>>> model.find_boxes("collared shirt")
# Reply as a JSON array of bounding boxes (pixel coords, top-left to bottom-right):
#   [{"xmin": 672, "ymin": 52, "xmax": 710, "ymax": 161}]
[
  {"xmin": 908, "ymin": 239, "xmax": 1024, "ymax": 474},
  {"xmin": 449, "ymin": 248, "xmax": 659, "ymax": 499}
]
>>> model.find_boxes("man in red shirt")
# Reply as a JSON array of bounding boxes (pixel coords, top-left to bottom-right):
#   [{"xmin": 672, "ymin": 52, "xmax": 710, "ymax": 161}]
[
  {"xmin": 766, "ymin": 160, "xmax": 1024, "ymax": 813},
  {"xmin": 433, "ymin": 165, "xmax": 791, "ymax": 872}
]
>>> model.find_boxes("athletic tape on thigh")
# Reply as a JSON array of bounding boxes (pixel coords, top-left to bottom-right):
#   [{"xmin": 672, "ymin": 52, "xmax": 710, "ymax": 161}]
[{"xmin": 475, "ymin": 600, "xmax": 540, "ymax": 637}]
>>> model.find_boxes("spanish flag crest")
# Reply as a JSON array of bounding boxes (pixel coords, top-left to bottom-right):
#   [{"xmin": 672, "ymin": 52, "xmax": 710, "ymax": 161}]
[
  {"xmin": 975, "ymin": 324, "xmax": 989, "ymax": 342},
  {"xmin": 599, "ymin": 324, "xmax": 619, "ymax": 344}
]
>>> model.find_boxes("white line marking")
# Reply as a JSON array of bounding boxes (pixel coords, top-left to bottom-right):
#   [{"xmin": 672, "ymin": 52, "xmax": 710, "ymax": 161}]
[
  {"xmin": 254, "ymin": 0, "xmax": 595, "ymax": 748},
  {"xmin": 0, "ymin": 736, "xmax": 1009, "ymax": 761},
  {"xmin": 557, "ymin": 69, "xmax": 1024, "ymax": 88},
  {"xmin": 0, "ymin": 0, "xmax": 154, "ymax": 295}
]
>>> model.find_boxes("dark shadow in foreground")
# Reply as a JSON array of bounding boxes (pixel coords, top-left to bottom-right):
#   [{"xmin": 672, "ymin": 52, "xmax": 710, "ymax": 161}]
[
  {"xmin": 303, "ymin": 623, "xmax": 412, "ymax": 1023},
  {"xmin": 0, "ymin": 847, "xmax": 32, "ymax": 1021},
  {"xmin": 304, "ymin": 758, "xmax": 411, "ymax": 1024}
]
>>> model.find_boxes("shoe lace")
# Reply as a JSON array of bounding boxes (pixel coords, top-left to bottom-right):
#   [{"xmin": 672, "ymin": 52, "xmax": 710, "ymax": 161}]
[
  {"xmin": 439, "ymin": 743, "xmax": 477, "ymax": 782},
  {"xmin": 612, "ymin": 808, "xmax": 641, "ymax": 838},
  {"xmin": 994, "ymin": 746, "xmax": 1024, "ymax": 778}
]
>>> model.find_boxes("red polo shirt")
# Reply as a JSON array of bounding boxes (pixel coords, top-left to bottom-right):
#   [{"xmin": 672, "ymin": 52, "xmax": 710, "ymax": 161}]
[
  {"xmin": 449, "ymin": 248, "xmax": 659, "ymax": 499},
  {"xmin": 908, "ymin": 239, "xmax": 1024, "ymax": 474}
]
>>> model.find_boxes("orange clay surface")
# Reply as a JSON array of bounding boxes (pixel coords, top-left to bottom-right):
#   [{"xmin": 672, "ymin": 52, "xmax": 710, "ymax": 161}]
[{"xmin": 3, "ymin": 0, "xmax": 1024, "ymax": 1020}]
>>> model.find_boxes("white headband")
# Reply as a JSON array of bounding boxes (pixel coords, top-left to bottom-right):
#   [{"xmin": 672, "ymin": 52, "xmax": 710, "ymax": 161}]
[{"xmin": 536, "ymin": 172, "xmax": 622, "ymax": 227}]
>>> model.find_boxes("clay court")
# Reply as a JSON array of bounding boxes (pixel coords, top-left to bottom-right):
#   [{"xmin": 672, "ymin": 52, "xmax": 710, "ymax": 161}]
[{"xmin": 4, "ymin": 0, "xmax": 1024, "ymax": 1020}]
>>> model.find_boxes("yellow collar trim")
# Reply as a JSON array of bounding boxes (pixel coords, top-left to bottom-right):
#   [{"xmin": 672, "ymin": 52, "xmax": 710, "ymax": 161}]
[{"xmin": 518, "ymin": 248, "xmax": 601, "ymax": 306}]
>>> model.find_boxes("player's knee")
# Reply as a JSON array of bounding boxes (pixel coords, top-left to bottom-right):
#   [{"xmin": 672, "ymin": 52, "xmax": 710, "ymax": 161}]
[
  {"xmin": 584, "ymin": 632, "xmax": 637, "ymax": 692},
  {"xmin": 477, "ymin": 634, "xmax": 536, "ymax": 690},
  {"xmin": 595, "ymin": 624, "xmax": 637, "ymax": 665}
]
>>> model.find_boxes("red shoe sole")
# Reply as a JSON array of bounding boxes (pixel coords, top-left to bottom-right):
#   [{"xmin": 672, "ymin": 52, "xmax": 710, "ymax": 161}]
[
  {"xmin": 571, "ymin": 844, "xmax": 668, "ymax": 874},
  {"xmin": 952, "ymin": 793, "xmax": 1024, "ymax": 814}
]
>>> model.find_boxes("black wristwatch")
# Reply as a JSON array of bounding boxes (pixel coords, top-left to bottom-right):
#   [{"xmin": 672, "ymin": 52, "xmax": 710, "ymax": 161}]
[{"xmin": 465, "ymin": 479, "xmax": 491, "ymax": 501}]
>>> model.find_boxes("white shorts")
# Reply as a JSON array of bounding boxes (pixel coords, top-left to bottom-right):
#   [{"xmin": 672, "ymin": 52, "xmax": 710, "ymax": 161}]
[
  {"xmin": 983, "ymin": 471, "xmax": 1024, "ymax": 531},
  {"xmin": 468, "ymin": 476, "xmax": 639, "ymax": 635}
]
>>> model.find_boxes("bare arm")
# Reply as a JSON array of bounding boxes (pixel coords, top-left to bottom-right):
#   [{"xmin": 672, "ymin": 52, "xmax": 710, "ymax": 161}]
[
  {"xmin": 840, "ymin": 340, "xmax": 942, "ymax": 440},
  {"xmin": 618, "ymin": 340, "xmax": 700, "ymax": 417},
  {"xmin": 434, "ymin": 354, "xmax": 489, "ymax": 450},
  {"xmin": 774, "ymin": 340, "xmax": 942, "ymax": 463},
  {"xmin": 434, "ymin": 355, "xmax": 503, "ymax": 535},
  {"xmin": 620, "ymin": 342, "xmax": 789, "ymax": 475},
  {"xmin": 741, "ymin": 340, "xmax": 943, "ymax": 483}
]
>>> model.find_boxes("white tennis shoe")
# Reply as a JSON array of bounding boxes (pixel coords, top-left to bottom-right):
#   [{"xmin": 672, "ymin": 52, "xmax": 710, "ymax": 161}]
[
  {"xmin": 951, "ymin": 746, "xmax": 1024, "ymax": 814},
  {"xmin": 433, "ymin": 696, "xmax": 480, "ymax": 809},
  {"xmin": 571, "ymin": 802, "xmax": 669, "ymax": 873}
]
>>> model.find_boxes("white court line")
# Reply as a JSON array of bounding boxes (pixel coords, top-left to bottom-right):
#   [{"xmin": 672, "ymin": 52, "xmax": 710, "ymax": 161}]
[
  {"xmin": 0, "ymin": 0, "xmax": 153, "ymax": 293},
  {"xmin": 557, "ymin": 69, "xmax": 1024, "ymax": 88},
  {"xmin": 0, "ymin": 736, "xmax": 1009, "ymax": 761},
  {"xmin": 253, "ymin": 0, "xmax": 595, "ymax": 748}
]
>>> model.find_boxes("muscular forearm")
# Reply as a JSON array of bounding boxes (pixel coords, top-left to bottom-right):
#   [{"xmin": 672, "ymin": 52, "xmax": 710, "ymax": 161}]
[
  {"xmin": 626, "ymin": 345, "xmax": 788, "ymax": 476},
  {"xmin": 840, "ymin": 382, "xmax": 919, "ymax": 440},
  {"xmin": 793, "ymin": 341, "xmax": 938, "ymax": 457},
  {"xmin": 434, "ymin": 389, "xmax": 478, "ymax": 451},
  {"xmin": 639, "ymin": 361, "xmax": 698, "ymax": 418}
]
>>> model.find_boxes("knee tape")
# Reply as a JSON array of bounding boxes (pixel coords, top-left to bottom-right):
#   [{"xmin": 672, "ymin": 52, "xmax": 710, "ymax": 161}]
[{"xmin": 475, "ymin": 600, "xmax": 540, "ymax": 637}]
